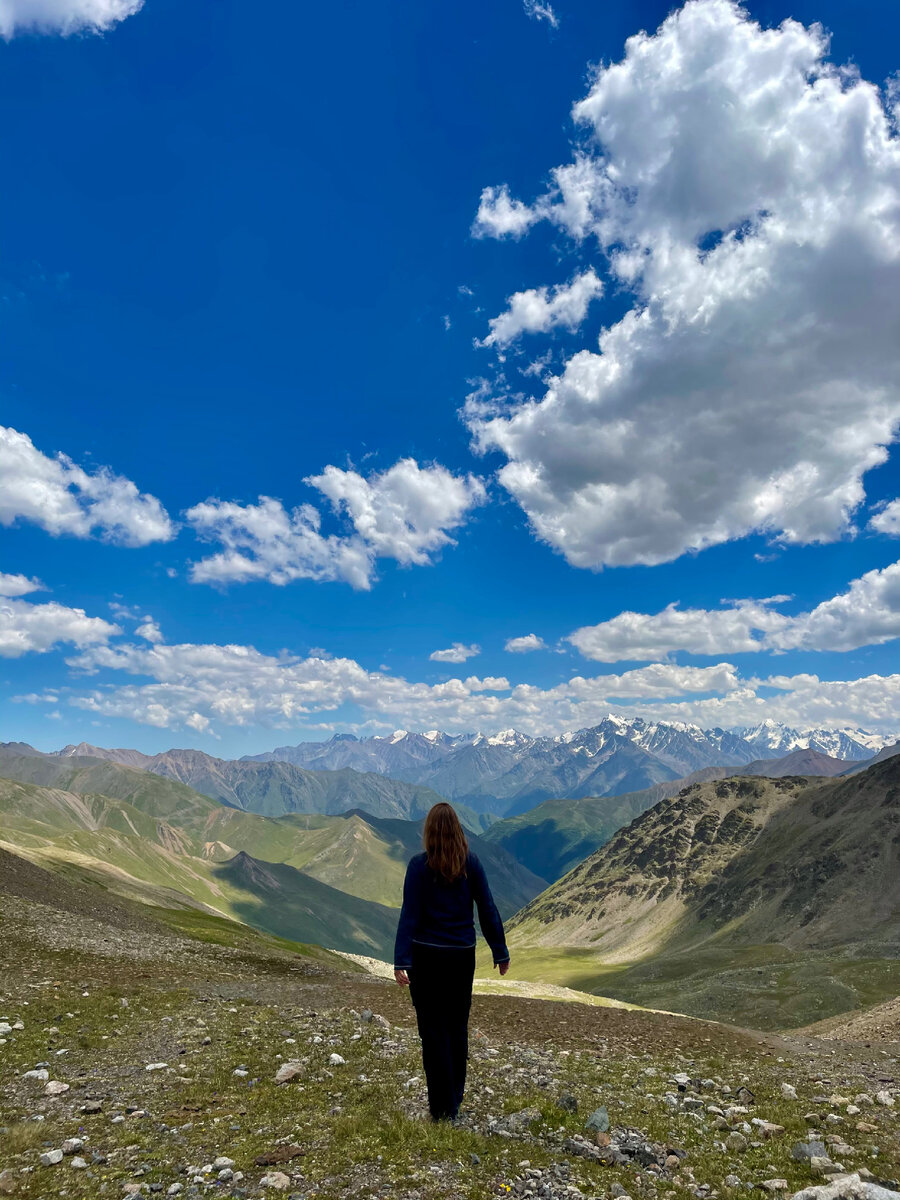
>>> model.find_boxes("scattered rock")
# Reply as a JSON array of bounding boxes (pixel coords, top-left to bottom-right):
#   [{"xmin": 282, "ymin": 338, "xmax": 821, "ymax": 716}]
[
  {"xmin": 782, "ymin": 1085, "xmax": 799, "ymax": 1101},
  {"xmin": 585, "ymin": 1106, "xmax": 610, "ymax": 1133},
  {"xmin": 790, "ymin": 1173, "xmax": 900, "ymax": 1200},
  {"xmin": 274, "ymin": 1061, "xmax": 304, "ymax": 1085},
  {"xmin": 0, "ymin": 1169, "xmax": 16, "ymax": 1195},
  {"xmin": 259, "ymin": 1171, "xmax": 291, "ymax": 1190},
  {"xmin": 328, "ymin": 1053, "xmax": 346, "ymax": 1066},
  {"xmin": 39, "ymin": 1150, "xmax": 63, "ymax": 1167},
  {"xmin": 43, "ymin": 1080, "xmax": 69, "ymax": 1096}
]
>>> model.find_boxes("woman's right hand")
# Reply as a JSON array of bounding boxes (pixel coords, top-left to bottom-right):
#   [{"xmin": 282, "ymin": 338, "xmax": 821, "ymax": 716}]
[
  {"xmin": 496, "ymin": 960, "xmax": 510, "ymax": 976},
  {"xmin": 394, "ymin": 968, "xmax": 410, "ymax": 987}
]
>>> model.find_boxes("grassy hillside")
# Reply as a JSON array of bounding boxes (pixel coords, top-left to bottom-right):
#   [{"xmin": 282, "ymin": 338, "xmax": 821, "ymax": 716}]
[
  {"xmin": 505, "ymin": 761, "xmax": 900, "ymax": 1027},
  {"xmin": 7, "ymin": 837, "xmax": 899, "ymax": 1200}
]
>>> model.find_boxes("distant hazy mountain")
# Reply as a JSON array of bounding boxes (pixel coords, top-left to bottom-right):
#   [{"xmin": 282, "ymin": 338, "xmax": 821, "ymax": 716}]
[
  {"xmin": 735, "ymin": 720, "xmax": 887, "ymax": 760},
  {"xmin": 741, "ymin": 748, "xmax": 860, "ymax": 778},
  {"xmin": 244, "ymin": 716, "xmax": 893, "ymax": 816},
  {"xmin": 22, "ymin": 741, "xmax": 487, "ymax": 828}
]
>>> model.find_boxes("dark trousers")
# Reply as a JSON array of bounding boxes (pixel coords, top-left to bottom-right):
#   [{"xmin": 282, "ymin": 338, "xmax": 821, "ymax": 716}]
[{"xmin": 408, "ymin": 942, "xmax": 476, "ymax": 1121}]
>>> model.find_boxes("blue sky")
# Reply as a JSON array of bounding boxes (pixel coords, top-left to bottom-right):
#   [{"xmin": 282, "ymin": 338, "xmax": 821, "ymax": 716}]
[{"xmin": 2, "ymin": 0, "xmax": 900, "ymax": 754}]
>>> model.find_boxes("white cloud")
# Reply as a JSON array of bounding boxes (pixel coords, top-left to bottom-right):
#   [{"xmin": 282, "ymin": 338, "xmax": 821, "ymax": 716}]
[
  {"xmin": 570, "ymin": 599, "xmax": 787, "ymax": 661},
  {"xmin": 0, "ymin": 426, "xmax": 174, "ymax": 547},
  {"xmin": 187, "ymin": 458, "xmax": 485, "ymax": 590},
  {"xmin": 505, "ymin": 633, "xmax": 547, "ymax": 653},
  {"xmin": 63, "ymin": 638, "xmax": 740, "ymax": 735},
  {"xmin": 0, "ymin": 571, "xmax": 45, "ymax": 597},
  {"xmin": 135, "ymin": 618, "xmax": 164, "ymax": 644},
  {"xmin": 472, "ymin": 185, "xmax": 540, "ymax": 240},
  {"xmin": 523, "ymin": 0, "xmax": 559, "ymax": 29},
  {"xmin": 430, "ymin": 642, "xmax": 481, "ymax": 663},
  {"xmin": 0, "ymin": 0, "xmax": 142, "ymax": 37},
  {"xmin": 468, "ymin": 0, "xmax": 900, "ymax": 569},
  {"xmin": 0, "ymin": 596, "xmax": 119, "ymax": 658},
  {"xmin": 870, "ymin": 499, "xmax": 900, "ymax": 536},
  {"xmin": 479, "ymin": 270, "xmax": 602, "ymax": 349},
  {"xmin": 570, "ymin": 559, "xmax": 900, "ymax": 660}
]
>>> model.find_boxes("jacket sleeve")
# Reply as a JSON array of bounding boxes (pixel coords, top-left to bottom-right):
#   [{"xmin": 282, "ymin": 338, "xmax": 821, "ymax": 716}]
[
  {"xmin": 470, "ymin": 855, "xmax": 510, "ymax": 965},
  {"xmin": 393, "ymin": 858, "xmax": 421, "ymax": 969}
]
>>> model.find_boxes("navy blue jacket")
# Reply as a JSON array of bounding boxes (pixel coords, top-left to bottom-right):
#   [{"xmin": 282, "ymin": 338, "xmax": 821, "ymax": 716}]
[{"xmin": 393, "ymin": 851, "xmax": 509, "ymax": 969}]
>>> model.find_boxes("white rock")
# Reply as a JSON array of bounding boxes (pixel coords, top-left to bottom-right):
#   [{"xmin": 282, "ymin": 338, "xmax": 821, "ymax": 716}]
[
  {"xmin": 166, "ymin": 1186, "xmax": 183, "ymax": 1197},
  {"xmin": 781, "ymin": 1084, "xmax": 799, "ymax": 1100},
  {"xmin": 0, "ymin": 1023, "xmax": 11, "ymax": 1035},
  {"xmin": 40, "ymin": 1150, "xmax": 63, "ymax": 1166},
  {"xmin": 875, "ymin": 1091, "xmax": 895, "ymax": 1108},
  {"xmin": 274, "ymin": 1062, "xmax": 304, "ymax": 1085},
  {"xmin": 260, "ymin": 1171, "xmax": 291, "ymax": 1190},
  {"xmin": 44, "ymin": 1081, "xmax": 69, "ymax": 1096},
  {"xmin": 328, "ymin": 1053, "xmax": 346, "ymax": 1066},
  {"xmin": 23, "ymin": 1069, "xmax": 49, "ymax": 1082},
  {"xmin": 790, "ymin": 1172, "xmax": 900, "ymax": 1200},
  {"xmin": 213, "ymin": 1157, "xmax": 234, "ymax": 1169},
  {"xmin": 233, "ymin": 1068, "xmax": 249, "ymax": 1077},
  {"xmin": 62, "ymin": 1138, "xmax": 84, "ymax": 1154},
  {"xmin": 145, "ymin": 1062, "xmax": 167, "ymax": 1071},
  {"xmin": 70, "ymin": 1157, "xmax": 88, "ymax": 1170}
]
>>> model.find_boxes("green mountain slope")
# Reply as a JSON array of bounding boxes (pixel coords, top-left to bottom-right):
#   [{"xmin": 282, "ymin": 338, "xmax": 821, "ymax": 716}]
[
  {"xmin": 213, "ymin": 850, "xmax": 398, "ymax": 956},
  {"xmin": 5, "ymin": 741, "xmax": 490, "ymax": 827},
  {"xmin": 481, "ymin": 768, "xmax": 727, "ymax": 883},
  {"xmin": 506, "ymin": 760, "xmax": 900, "ymax": 1027}
]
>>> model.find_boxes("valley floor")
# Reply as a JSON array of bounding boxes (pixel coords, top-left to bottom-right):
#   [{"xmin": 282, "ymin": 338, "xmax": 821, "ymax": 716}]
[{"xmin": 0, "ymin": 886, "xmax": 898, "ymax": 1200}]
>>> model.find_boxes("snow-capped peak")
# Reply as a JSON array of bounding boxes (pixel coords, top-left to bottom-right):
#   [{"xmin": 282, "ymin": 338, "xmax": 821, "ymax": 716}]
[
  {"xmin": 486, "ymin": 728, "xmax": 527, "ymax": 747},
  {"xmin": 389, "ymin": 729, "xmax": 409, "ymax": 743}
]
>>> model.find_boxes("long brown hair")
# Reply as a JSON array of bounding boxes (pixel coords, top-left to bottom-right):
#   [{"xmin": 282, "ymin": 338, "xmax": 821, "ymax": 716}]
[{"xmin": 423, "ymin": 802, "xmax": 468, "ymax": 883}]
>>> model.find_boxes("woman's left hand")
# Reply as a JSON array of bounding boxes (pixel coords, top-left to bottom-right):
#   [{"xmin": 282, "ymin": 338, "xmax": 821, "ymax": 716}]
[{"xmin": 394, "ymin": 969, "xmax": 410, "ymax": 987}]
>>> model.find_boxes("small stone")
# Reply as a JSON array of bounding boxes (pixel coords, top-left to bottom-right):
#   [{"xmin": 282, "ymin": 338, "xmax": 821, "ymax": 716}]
[
  {"xmin": 558, "ymin": 1092, "xmax": 578, "ymax": 1113},
  {"xmin": 328, "ymin": 1053, "xmax": 346, "ymax": 1066},
  {"xmin": 233, "ymin": 1068, "xmax": 249, "ymax": 1077},
  {"xmin": 213, "ymin": 1157, "xmax": 234, "ymax": 1169},
  {"xmin": 23, "ymin": 1069, "xmax": 49, "ymax": 1082},
  {"xmin": 875, "ymin": 1092, "xmax": 895, "ymax": 1108},
  {"xmin": 758, "ymin": 1180, "xmax": 787, "ymax": 1192},
  {"xmin": 260, "ymin": 1172, "xmax": 291, "ymax": 1190},
  {"xmin": 585, "ymin": 1106, "xmax": 610, "ymax": 1133},
  {"xmin": 81, "ymin": 1100, "xmax": 103, "ymax": 1113},
  {"xmin": 666, "ymin": 1155, "xmax": 682, "ymax": 1171},
  {"xmin": 727, "ymin": 1133, "xmax": 749, "ymax": 1152},
  {"xmin": 62, "ymin": 1138, "xmax": 84, "ymax": 1154},
  {"xmin": 166, "ymin": 1186, "xmax": 183, "ymax": 1197},
  {"xmin": 725, "ymin": 1177, "xmax": 742, "ymax": 1189},
  {"xmin": 793, "ymin": 1142, "xmax": 828, "ymax": 1161},
  {"xmin": 274, "ymin": 1062, "xmax": 304, "ymax": 1085},
  {"xmin": 44, "ymin": 1081, "xmax": 69, "ymax": 1096},
  {"xmin": 0, "ymin": 1169, "xmax": 15, "ymax": 1195},
  {"xmin": 145, "ymin": 1062, "xmax": 167, "ymax": 1072},
  {"xmin": 40, "ymin": 1150, "xmax": 64, "ymax": 1167},
  {"xmin": 469, "ymin": 1152, "xmax": 481, "ymax": 1166},
  {"xmin": 781, "ymin": 1084, "xmax": 799, "ymax": 1101},
  {"xmin": 70, "ymin": 1157, "xmax": 88, "ymax": 1170}
]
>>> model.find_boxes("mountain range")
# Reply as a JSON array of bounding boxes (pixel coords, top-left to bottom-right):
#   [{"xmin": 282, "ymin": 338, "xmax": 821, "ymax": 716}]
[
  {"xmin": 3, "ymin": 741, "xmax": 489, "ymax": 829},
  {"xmin": 241, "ymin": 717, "xmax": 890, "ymax": 815},
  {"xmin": 0, "ymin": 750, "xmax": 545, "ymax": 958}
]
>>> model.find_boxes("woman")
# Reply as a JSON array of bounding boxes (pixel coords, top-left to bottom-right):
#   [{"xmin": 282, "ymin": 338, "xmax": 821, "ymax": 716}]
[{"xmin": 394, "ymin": 802, "xmax": 510, "ymax": 1123}]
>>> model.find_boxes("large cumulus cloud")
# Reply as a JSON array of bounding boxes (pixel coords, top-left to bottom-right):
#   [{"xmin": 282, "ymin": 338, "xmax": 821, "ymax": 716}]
[{"xmin": 469, "ymin": 0, "xmax": 900, "ymax": 568}]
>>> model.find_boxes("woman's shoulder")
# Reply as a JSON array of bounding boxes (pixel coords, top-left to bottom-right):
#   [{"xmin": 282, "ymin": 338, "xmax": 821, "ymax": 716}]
[{"xmin": 408, "ymin": 851, "xmax": 428, "ymax": 871}]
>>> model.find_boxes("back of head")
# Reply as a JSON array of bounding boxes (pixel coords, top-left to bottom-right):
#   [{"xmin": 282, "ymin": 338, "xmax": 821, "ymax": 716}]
[{"xmin": 423, "ymin": 802, "xmax": 469, "ymax": 883}]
